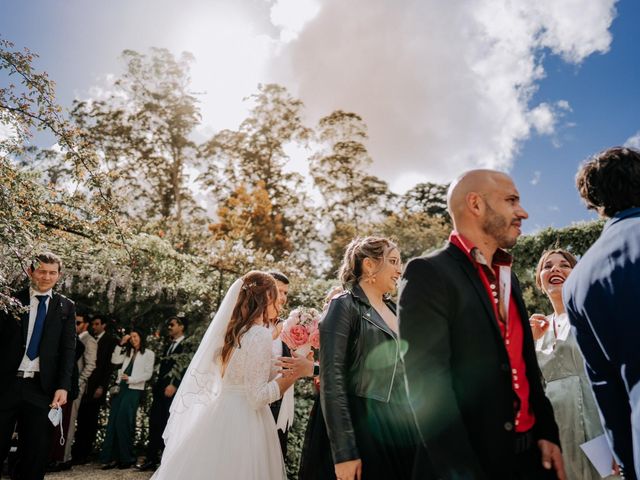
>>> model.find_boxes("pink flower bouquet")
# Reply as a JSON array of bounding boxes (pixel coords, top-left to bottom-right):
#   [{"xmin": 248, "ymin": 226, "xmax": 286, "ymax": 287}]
[{"xmin": 280, "ymin": 307, "xmax": 320, "ymax": 356}]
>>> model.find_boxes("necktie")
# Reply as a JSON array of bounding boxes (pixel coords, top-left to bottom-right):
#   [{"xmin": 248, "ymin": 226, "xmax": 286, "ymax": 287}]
[
  {"xmin": 26, "ymin": 295, "xmax": 48, "ymax": 360},
  {"xmin": 167, "ymin": 341, "xmax": 177, "ymax": 355}
]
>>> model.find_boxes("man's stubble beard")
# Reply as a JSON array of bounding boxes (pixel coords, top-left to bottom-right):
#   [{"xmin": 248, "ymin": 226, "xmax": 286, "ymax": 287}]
[{"xmin": 481, "ymin": 202, "xmax": 517, "ymax": 249}]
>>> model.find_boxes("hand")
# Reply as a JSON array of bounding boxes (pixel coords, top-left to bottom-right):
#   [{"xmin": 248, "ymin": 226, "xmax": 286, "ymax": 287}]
[
  {"xmin": 529, "ymin": 314, "xmax": 550, "ymax": 340},
  {"xmin": 538, "ymin": 439, "xmax": 566, "ymax": 480},
  {"xmin": 120, "ymin": 334, "xmax": 131, "ymax": 346},
  {"xmin": 164, "ymin": 384, "xmax": 177, "ymax": 398},
  {"xmin": 276, "ymin": 352, "xmax": 314, "ymax": 379},
  {"xmin": 121, "ymin": 374, "xmax": 129, "ymax": 382},
  {"xmin": 334, "ymin": 459, "xmax": 362, "ymax": 480},
  {"xmin": 50, "ymin": 389, "xmax": 68, "ymax": 408},
  {"xmin": 93, "ymin": 386, "xmax": 104, "ymax": 399},
  {"xmin": 612, "ymin": 458, "xmax": 621, "ymax": 476}
]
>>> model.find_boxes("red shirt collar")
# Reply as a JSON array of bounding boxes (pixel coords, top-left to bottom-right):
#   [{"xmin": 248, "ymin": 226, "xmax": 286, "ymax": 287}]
[{"xmin": 448, "ymin": 230, "xmax": 513, "ymax": 267}]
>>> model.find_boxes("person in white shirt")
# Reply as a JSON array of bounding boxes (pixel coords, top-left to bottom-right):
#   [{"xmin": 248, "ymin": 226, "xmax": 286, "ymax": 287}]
[
  {"xmin": 100, "ymin": 328, "xmax": 155, "ymax": 470},
  {"xmin": 0, "ymin": 252, "xmax": 76, "ymax": 480},
  {"xmin": 530, "ymin": 249, "xmax": 619, "ymax": 479},
  {"xmin": 62, "ymin": 315, "xmax": 97, "ymax": 465}
]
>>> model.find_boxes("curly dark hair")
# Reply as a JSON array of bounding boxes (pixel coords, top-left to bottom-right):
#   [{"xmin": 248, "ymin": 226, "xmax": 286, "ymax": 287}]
[
  {"xmin": 221, "ymin": 271, "xmax": 278, "ymax": 367},
  {"xmin": 576, "ymin": 146, "xmax": 640, "ymax": 218}
]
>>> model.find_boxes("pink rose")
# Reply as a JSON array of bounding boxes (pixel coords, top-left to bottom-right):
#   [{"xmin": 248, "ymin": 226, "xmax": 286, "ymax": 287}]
[
  {"xmin": 281, "ymin": 324, "xmax": 309, "ymax": 349},
  {"xmin": 309, "ymin": 329, "xmax": 320, "ymax": 350}
]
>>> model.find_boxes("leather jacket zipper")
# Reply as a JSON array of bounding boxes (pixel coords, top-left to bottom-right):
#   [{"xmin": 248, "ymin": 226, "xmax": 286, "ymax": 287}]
[{"xmin": 364, "ymin": 312, "xmax": 400, "ymax": 402}]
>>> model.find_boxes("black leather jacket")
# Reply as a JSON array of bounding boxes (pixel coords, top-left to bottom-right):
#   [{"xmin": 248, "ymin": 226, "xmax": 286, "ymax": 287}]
[{"xmin": 319, "ymin": 284, "xmax": 402, "ymax": 464}]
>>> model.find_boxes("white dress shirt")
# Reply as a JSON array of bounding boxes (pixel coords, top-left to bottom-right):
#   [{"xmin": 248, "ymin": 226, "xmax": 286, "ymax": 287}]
[{"xmin": 18, "ymin": 289, "xmax": 52, "ymax": 373}]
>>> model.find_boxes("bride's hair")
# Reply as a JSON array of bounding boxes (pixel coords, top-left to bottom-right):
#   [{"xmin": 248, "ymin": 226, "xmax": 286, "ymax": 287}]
[{"xmin": 220, "ymin": 271, "xmax": 278, "ymax": 366}]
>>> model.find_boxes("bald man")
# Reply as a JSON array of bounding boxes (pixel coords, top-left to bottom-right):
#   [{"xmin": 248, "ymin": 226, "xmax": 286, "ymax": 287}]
[{"xmin": 399, "ymin": 170, "xmax": 565, "ymax": 480}]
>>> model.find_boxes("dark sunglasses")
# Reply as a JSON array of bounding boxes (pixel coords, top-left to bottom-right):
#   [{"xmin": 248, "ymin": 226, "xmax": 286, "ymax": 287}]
[{"xmin": 75, "ymin": 321, "xmax": 83, "ymax": 325}]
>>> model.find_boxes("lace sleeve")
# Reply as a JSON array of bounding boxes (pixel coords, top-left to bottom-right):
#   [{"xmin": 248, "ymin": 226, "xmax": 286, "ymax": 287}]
[{"xmin": 243, "ymin": 327, "xmax": 281, "ymax": 410}]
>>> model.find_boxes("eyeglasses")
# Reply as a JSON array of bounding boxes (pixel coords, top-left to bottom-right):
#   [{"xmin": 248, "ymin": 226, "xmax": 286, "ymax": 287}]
[{"xmin": 75, "ymin": 321, "xmax": 83, "ymax": 325}]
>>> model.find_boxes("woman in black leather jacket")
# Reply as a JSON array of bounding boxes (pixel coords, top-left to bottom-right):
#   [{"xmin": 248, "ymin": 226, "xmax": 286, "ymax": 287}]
[{"xmin": 300, "ymin": 236, "xmax": 418, "ymax": 480}]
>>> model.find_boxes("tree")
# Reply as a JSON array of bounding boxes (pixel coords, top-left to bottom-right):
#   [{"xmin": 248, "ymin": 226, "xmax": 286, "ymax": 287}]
[
  {"xmin": 201, "ymin": 84, "xmax": 315, "ymax": 259},
  {"xmin": 310, "ymin": 110, "xmax": 394, "ymax": 232},
  {"xmin": 71, "ymin": 48, "xmax": 202, "ymax": 224},
  {"xmin": 402, "ymin": 182, "xmax": 451, "ymax": 224},
  {"xmin": 0, "ymin": 38, "xmax": 123, "ymax": 313},
  {"xmin": 209, "ymin": 181, "xmax": 293, "ymax": 255}
]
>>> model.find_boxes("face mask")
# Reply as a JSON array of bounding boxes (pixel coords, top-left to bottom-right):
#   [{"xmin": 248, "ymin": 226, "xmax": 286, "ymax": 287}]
[{"xmin": 48, "ymin": 407, "xmax": 65, "ymax": 445}]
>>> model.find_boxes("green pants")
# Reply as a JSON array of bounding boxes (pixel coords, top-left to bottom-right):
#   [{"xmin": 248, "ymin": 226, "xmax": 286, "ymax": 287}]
[{"xmin": 100, "ymin": 386, "xmax": 142, "ymax": 464}]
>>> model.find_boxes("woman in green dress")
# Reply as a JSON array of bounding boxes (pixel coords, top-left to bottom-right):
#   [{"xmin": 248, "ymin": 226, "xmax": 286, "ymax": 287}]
[
  {"xmin": 530, "ymin": 249, "xmax": 619, "ymax": 480},
  {"xmin": 100, "ymin": 328, "xmax": 155, "ymax": 469}
]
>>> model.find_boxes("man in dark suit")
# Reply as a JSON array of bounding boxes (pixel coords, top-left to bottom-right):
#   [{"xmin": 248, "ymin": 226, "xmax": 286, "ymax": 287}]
[
  {"xmin": 137, "ymin": 316, "xmax": 188, "ymax": 471},
  {"xmin": 72, "ymin": 315, "xmax": 117, "ymax": 464},
  {"xmin": 563, "ymin": 147, "xmax": 640, "ymax": 480},
  {"xmin": 268, "ymin": 272, "xmax": 315, "ymax": 460},
  {"xmin": 399, "ymin": 170, "xmax": 565, "ymax": 480},
  {"xmin": 0, "ymin": 252, "xmax": 76, "ymax": 480}
]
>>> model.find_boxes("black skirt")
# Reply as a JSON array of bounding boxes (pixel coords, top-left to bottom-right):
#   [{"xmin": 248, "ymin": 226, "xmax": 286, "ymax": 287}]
[{"xmin": 299, "ymin": 384, "xmax": 417, "ymax": 480}]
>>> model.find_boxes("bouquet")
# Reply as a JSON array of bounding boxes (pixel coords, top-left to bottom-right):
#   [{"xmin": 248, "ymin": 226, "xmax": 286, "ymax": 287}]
[{"xmin": 280, "ymin": 307, "xmax": 320, "ymax": 357}]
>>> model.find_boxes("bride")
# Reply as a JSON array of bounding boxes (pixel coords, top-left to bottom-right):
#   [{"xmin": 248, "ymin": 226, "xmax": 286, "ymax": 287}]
[{"xmin": 151, "ymin": 271, "xmax": 297, "ymax": 479}]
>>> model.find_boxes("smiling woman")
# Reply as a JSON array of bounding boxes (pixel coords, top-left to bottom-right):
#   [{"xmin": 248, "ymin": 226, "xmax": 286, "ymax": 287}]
[{"xmin": 530, "ymin": 249, "xmax": 620, "ymax": 480}]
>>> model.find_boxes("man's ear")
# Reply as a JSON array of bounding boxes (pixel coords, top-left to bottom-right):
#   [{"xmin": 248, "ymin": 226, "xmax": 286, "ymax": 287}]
[{"xmin": 466, "ymin": 192, "xmax": 485, "ymax": 218}]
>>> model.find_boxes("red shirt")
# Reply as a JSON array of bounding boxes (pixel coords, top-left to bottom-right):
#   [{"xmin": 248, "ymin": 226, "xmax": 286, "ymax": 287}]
[{"xmin": 449, "ymin": 231, "xmax": 535, "ymax": 433}]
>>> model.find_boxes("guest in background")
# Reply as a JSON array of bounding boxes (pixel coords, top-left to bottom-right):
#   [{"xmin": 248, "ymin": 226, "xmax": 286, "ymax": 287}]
[
  {"xmin": 314, "ymin": 237, "xmax": 417, "ymax": 480},
  {"xmin": 72, "ymin": 315, "xmax": 117, "ymax": 463},
  {"xmin": 297, "ymin": 285, "xmax": 342, "ymax": 480},
  {"xmin": 400, "ymin": 170, "xmax": 563, "ymax": 479},
  {"xmin": 0, "ymin": 252, "xmax": 76, "ymax": 480},
  {"xmin": 100, "ymin": 328, "xmax": 155, "ymax": 470},
  {"xmin": 531, "ymin": 249, "xmax": 619, "ymax": 479},
  {"xmin": 63, "ymin": 314, "xmax": 97, "ymax": 466},
  {"xmin": 564, "ymin": 147, "xmax": 640, "ymax": 480},
  {"xmin": 137, "ymin": 317, "xmax": 188, "ymax": 471},
  {"xmin": 47, "ymin": 321, "xmax": 85, "ymax": 472}
]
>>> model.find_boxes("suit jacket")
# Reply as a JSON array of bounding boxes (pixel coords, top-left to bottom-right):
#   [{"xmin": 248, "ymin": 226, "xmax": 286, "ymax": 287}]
[
  {"xmin": 563, "ymin": 207, "xmax": 640, "ymax": 480},
  {"xmin": 399, "ymin": 243, "xmax": 559, "ymax": 479},
  {"xmin": 86, "ymin": 332, "xmax": 118, "ymax": 399},
  {"xmin": 0, "ymin": 288, "xmax": 76, "ymax": 399},
  {"xmin": 153, "ymin": 339, "xmax": 187, "ymax": 396}
]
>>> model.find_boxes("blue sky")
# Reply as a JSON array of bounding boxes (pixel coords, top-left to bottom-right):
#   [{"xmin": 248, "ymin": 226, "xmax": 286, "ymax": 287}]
[
  {"xmin": 514, "ymin": 0, "xmax": 640, "ymax": 230},
  {"xmin": 2, "ymin": 0, "xmax": 638, "ymax": 233}
]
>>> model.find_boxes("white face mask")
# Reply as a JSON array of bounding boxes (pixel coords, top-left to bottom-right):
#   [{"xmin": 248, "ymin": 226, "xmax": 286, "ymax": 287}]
[{"xmin": 48, "ymin": 407, "xmax": 65, "ymax": 445}]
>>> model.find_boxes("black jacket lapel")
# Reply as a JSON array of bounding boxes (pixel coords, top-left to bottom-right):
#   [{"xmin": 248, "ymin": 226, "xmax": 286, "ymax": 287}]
[
  {"xmin": 446, "ymin": 245, "xmax": 505, "ymax": 344},
  {"xmin": 18, "ymin": 289, "xmax": 30, "ymax": 343},
  {"xmin": 351, "ymin": 284, "xmax": 396, "ymax": 338}
]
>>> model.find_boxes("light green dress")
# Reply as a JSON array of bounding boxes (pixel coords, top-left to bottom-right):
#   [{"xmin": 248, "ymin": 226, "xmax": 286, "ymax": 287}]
[{"xmin": 536, "ymin": 313, "xmax": 619, "ymax": 480}]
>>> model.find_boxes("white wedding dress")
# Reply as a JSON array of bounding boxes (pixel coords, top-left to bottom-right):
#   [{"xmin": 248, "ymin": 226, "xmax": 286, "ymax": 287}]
[{"xmin": 151, "ymin": 280, "xmax": 286, "ymax": 480}]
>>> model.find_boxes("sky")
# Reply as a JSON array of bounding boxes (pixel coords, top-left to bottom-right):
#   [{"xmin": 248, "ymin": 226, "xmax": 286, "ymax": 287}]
[{"xmin": 1, "ymin": 0, "xmax": 639, "ymax": 233}]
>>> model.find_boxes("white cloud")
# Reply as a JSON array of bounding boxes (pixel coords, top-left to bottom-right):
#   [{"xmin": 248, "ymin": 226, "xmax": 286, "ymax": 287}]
[
  {"xmin": 270, "ymin": 0, "xmax": 617, "ymax": 186},
  {"xmin": 624, "ymin": 131, "xmax": 640, "ymax": 150},
  {"xmin": 270, "ymin": 0, "xmax": 321, "ymax": 42},
  {"xmin": 530, "ymin": 171, "xmax": 541, "ymax": 185}
]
